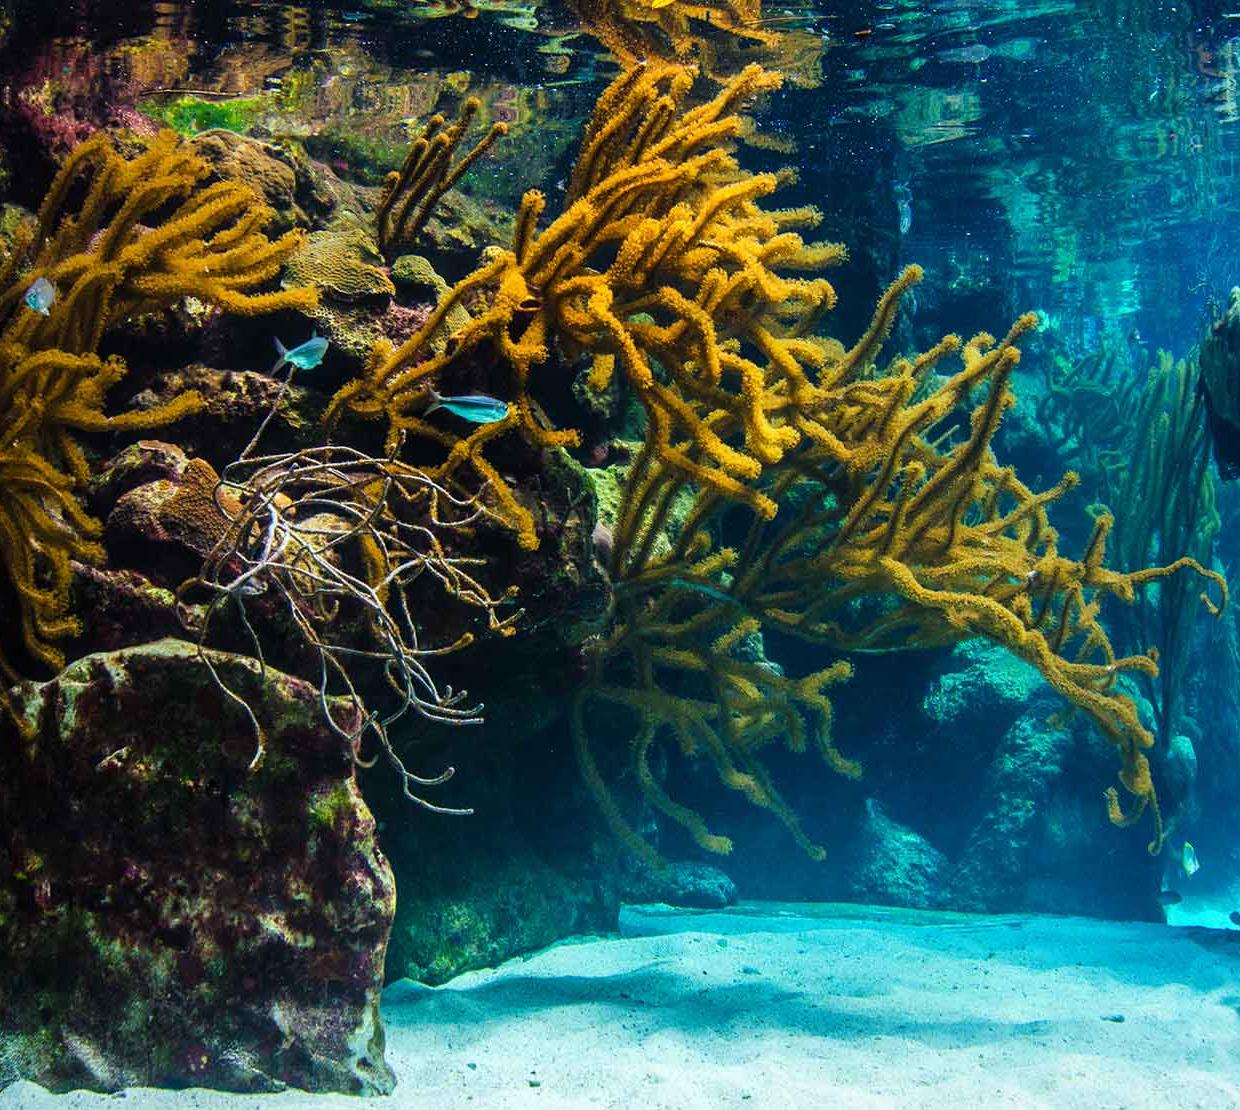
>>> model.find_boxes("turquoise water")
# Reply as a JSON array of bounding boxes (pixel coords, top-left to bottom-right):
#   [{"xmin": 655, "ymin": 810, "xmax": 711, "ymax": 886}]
[{"xmin": 2, "ymin": 0, "xmax": 1240, "ymax": 1102}]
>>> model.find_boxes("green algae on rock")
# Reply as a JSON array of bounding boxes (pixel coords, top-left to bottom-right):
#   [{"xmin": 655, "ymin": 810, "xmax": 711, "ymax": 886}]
[
  {"xmin": 139, "ymin": 94, "xmax": 269, "ymax": 136},
  {"xmin": 0, "ymin": 640, "xmax": 397, "ymax": 1095}
]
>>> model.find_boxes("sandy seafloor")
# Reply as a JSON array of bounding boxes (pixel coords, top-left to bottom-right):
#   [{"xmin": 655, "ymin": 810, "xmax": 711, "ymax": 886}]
[{"xmin": 4, "ymin": 902, "xmax": 1240, "ymax": 1109}]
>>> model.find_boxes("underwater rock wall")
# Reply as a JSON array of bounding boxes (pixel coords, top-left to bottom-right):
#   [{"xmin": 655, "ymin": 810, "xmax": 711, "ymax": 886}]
[{"xmin": 0, "ymin": 640, "xmax": 396, "ymax": 1094}]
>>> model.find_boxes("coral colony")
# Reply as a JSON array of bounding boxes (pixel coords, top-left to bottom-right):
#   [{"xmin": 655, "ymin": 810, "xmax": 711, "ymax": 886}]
[
  {"xmin": 1, "ymin": 54, "xmax": 1223, "ymax": 856},
  {"xmin": 2, "ymin": 0, "xmax": 1237, "ymax": 1097}
]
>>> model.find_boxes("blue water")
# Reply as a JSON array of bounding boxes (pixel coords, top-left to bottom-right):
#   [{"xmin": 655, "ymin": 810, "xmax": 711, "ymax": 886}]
[{"xmin": 4, "ymin": 0, "xmax": 1240, "ymax": 1101}]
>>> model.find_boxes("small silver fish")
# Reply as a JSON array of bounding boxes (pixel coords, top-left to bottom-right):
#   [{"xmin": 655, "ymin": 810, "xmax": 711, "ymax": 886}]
[
  {"xmin": 24, "ymin": 276, "xmax": 55, "ymax": 316},
  {"xmin": 274, "ymin": 332, "xmax": 329, "ymax": 372},
  {"xmin": 1182, "ymin": 841, "xmax": 1200, "ymax": 878},
  {"xmin": 1157, "ymin": 889, "xmax": 1182, "ymax": 906},
  {"xmin": 425, "ymin": 388, "xmax": 510, "ymax": 424}
]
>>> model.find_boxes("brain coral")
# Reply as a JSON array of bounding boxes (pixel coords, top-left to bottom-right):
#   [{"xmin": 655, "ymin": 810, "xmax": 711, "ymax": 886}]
[{"xmin": 283, "ymin": 225, "xmax": 396, "ymax": 301}]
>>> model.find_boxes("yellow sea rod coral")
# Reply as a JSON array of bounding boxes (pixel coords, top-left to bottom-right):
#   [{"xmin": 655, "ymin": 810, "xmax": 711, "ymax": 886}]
[
  {"xmin": 375, "ymin": 97, "xmax": 507, "ymax": 259},
  {"xmin": 0, "ymin": 130, "xmax": 316, "ymax": 682},
  {"xmin": 567, "ymin": 0, "xmax": 773, "ymax": 64},
  {"xmin": 581, "ymin": 275, "xmax": 1222, "ymax": 860},
  {"xmin": 566, "ymin": 0, "xmax": 823, "ymax": 87},
  {"xmin": 330, "ymin": 60, "xmax": 1217, "ymax": 857},
  {"xmin": 328, "ymin": 62, "xmax": 844, "ymax": 545}
]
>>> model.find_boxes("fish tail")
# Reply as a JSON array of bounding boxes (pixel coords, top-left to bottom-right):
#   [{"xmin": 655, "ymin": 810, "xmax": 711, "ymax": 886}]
[
  {"xmin": 424, "ymin": 387, "xmax": 442, "ymax": 414},
  {"xmin": 274, "ymin": 336, "xmax": 288, "ymax": 358}
]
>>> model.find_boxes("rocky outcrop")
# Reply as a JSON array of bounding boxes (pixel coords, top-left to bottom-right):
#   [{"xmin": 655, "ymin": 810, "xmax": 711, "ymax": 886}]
[{"xmin": 0, "ymin": 640, "xmax": 396, "ymax": 1094}]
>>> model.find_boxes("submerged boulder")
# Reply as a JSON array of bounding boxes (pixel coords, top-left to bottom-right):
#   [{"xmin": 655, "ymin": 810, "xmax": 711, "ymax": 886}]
[
  {"xmin": 0, "ymin": 639, "xmax": 396, "ymax": 1095},
  {"xmin": 621, "ymin": 860, "xmax": 739, "ymax": 909},
  {"xmin": 847, "ymin": 799, "xmax": 950, "ymax": 911},
  {"xmin": 189, "ymin": 130, "xmax": 348, "ymax": 233}
]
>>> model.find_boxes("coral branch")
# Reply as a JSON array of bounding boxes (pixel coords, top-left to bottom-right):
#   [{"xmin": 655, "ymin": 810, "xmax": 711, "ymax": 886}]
[
  {"xmin": 329, "ymin": 62, "xmax": 840, "ymax": 548},
  {"xmin": 375, "ymin": 97, "xmax": 507, "ymax": 259},
  {"xmin": 330, "ymin": 61, "xmax": 1219, "ymax": 859},
  {"xmin": 0, "ymin": 130, "xmax": 316, "ymax": 683}
]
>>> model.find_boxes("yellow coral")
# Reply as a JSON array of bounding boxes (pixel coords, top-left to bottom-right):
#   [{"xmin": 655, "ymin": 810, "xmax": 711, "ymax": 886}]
[
  {"xmin": 330, "ymin": 61, "xmax": 1218, "ymax": 858},
  {"xmin": 585, "ymin": 269, "xmax": 1222, "ymax": 858},
  {"xmin": 566, "ymin": 0, "xmax": 823, "ymax": 87},
  {"xmin": 375, "ymin": 97, "xmax": 507, "ymax": 259},
  {"xmin": 329, "ymin": 62, "xmax": 841, "ymax": 546},
  {"xmin": 556, "ymin": 68, "xmax": 1217, "ymax": 859},
  {"xmin": 0, "ymin": 130, "xmax": 316, "ymax": 681}
]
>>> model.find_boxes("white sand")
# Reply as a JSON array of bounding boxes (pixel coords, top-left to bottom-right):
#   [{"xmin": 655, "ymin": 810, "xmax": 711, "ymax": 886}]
[{"xmin": 5, "ymin": 902, "xmax": 1239, "ymax": 1109}]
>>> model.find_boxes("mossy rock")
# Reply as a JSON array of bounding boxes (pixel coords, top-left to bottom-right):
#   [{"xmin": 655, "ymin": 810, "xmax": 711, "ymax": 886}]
[
  {"xmin": 140, "ymin": 94, "xmax": 269, "ymax": 137},
  {"xmin": 0, "ymin": 640, "xmax": 396, "ymax": 1095}
]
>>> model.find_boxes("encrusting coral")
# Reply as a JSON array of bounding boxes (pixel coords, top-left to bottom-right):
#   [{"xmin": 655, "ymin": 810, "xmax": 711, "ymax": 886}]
[
  {"xmin": 330, "ymin": 58, "xmax": 1222, "ymax": 860},
  {"xmin": 283, "ymin": 225, "xmax": 397, "ymax": 301},
  {"xmin": 0, "ymin": 129, "xmax": 315, "ymax": 687}
]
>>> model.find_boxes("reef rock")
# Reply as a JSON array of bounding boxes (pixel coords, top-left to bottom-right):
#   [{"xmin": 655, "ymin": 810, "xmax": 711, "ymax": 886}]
[
  {"xmin": 695, "ymin": 638, "xmax": 1162, "ymax": 921},
  {"xmin": 387, "ymin": 850, "xmax": 617, "ymax": 986},
  {"xmin": 1199, "ymin": 285, "xmax": 1240, "ymax": 479},
  {"xmin": 0, "ymin": 639, "xmax": 397, "ymax": 1095},
  {"xmin": 847, "ymin": 799, "xmax": 950, "ymax": 910},
  {"xmin": 621, "ymin": 861, "xmax": 739, "ymax": 909},
  {"xmin": 921, "ymin": 641, "xmax": 1161, "ymax": 918},
  {"xmin": 125, "ymin": 365, "xmax": 324, "ymax": 464},
  {"xmin": 189, "ymin": 130, "xmax": 348, "ymax": 233},
  {"xmin": 371, "ymin": 447, "xmax": 619, "ymax": 985}
]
